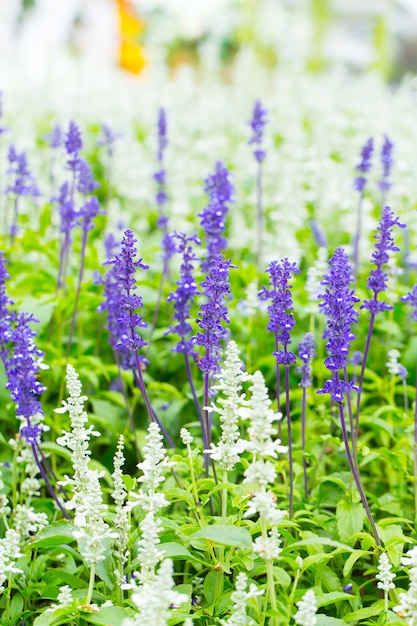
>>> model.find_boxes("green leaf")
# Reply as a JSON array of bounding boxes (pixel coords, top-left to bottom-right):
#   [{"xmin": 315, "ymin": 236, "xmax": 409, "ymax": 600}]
[
  {"xmin": 189, "ymin": 525, "xmax": 252, "ymax": 550},
  {"xmin": 336, "ymin": 498, "xmax": 365, "ymax": 543},
  {"xmin": 343, "ymin": 549, "xmax": 370, "ymax": 578},
  {"xmin": 290, "ymin": 536, "xmax": 354, "ymax": 552},
  {"xmin": 316, "ymin": 617, "xmax": 349, "ymax": 626},
  {"xmin": 31, "ymin": 522, "xmax": 76, "ymax": 548},
  {"xmin": 203, "ymin": 570, "xmax": 218, "ymax": 606},
  {"xmin": 343, "ymin": 600, "xmax": 385, "ymax": 621},
  {"xmin": 81, "ymin": 606, "xmax": 131, "ymax": 624},
  {"xmin": 316, "ymin": 591, "xmax": 353, "ymax": 607},
  {"xmin": 273, "ymin": 566, "xmax": 291, "ymax": 588},
  {"xmin": 160, "ymin": 542, "xmax": 202, "ymax": 562}
]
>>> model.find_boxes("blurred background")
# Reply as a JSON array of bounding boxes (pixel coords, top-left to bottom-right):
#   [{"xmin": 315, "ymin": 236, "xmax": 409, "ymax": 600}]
[{"xmin": 1, "ymin": 0, "xmax": 417, "ymax": 82}]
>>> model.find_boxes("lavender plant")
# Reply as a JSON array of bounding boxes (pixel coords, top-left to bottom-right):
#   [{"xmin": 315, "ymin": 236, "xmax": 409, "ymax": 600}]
[
  {"xmin": 355, "ymin": 205, "xmax": 405, "ymax": 444},
  {"xmin": 352, "ymin": 137, "xmax": 374, "ymax": 279},
  {"xmin": 318, "ymin": 247, "xmax": 380, "ymax": 544},
  {"xmin": 258, "ymin": 258, "xmax": 300, "ymax": 517},
  {"xmin": 248, "ymin": 99, "xmax": 268, "ymax": 270}
]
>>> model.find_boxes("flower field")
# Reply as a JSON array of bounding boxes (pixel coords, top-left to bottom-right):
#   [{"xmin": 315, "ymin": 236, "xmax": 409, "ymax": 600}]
[{"xmin": 2, "ymin": 48, "xmax": 417, "ymax": 626}]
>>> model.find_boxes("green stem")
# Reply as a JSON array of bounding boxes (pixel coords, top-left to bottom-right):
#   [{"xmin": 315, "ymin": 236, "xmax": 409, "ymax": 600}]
[
  {"xmin": 86, "ymin": 563, "xmax": 96, "ymax": 605},
  {"xmin": 260, "ymin": 517, "xmax": 278, "ymax": 624}
]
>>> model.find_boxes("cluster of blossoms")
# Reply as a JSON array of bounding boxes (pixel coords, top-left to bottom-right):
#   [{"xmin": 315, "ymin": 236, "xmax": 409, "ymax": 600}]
[
  {"xmin": 0, "ymin": 530, "xmax": 23, "ymax": 593},
  {"xmin": 297, "ymin": 333, "xmax": 315, "ymax": 389},
  {"xmin": 56, "ymin": 365, "xmax": 114, "ymax": 567},
  {"xmin": 318, "ymin": 248, "xmax": 359, "ymax": 403},
  {"xmin": 125, "ymin": 423, "xmax": 188, "ymax": 623},
  {"xmin": 5, "ymin": 144, "xmax": 39, "ymax": 238},
  {"xmin": 248, "ymin": 99, "xmax": 268, "ymax": 163},
  {"xmin": 195, "ymin": 254, "xmax": 236, "ymax": 376},
  {"xmin": 154, "ymin": 107, "xmax": 168, "ymax": 228},
  {"xmin": 111, "ymin": 435, "xmax": 130, "ymax": 585},
  {"xmin": 242, "ymin": 371, "xmax": 287, "ymax": 532},
  {"xmin": 206, "ymin": 340, "xmax": 248, "ymax": 471},
  {"xmin": 376, "ymin": 552, "xmax": 396, "ymax": 593},
  {"xmin": 199, "ymin": 161, "xmax": 234, "ymax": 272},
  {"xmin": 394, "ymin": 546, "xmax": 417, "ymax": 622},
  {"xmin": 294, "ymin": 589, "xmax": 318, "ymax": 626},
  {"xmin": 361, "ymin": 205, "xmax": 405, "ymax": 314},
  {"xmin": 55, "ymin": 120, "xmax": 101, "ymax": 289},
  {"xmin": 167, "ymin": 232, "xmax": 201, "ymax": 356},
  {"xmin": 259, "ymin": 259, "xmax": 300, "ymax": 366},
  {"xmin": 100, "ymin": 229, "xmax": 149, "ymax": 369},
  {"xmin": 221, "ymin": 572, "xmax": 263, "ymax": 626},
  {"xmin": 353, "ymin": 137, "xmax": 374, "ymax": 194},
  {"xmin": 378, "ymin": 134, "xmax": 394, "ymax": 195}
]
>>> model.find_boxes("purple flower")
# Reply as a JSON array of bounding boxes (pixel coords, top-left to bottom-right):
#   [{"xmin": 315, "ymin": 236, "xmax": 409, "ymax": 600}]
[
  {"xmin": 154, "ymin": 107, "xmax": 168, "ymax": 227},
  {"xmin": 199, "ymin": 161, "xmax": 234, "ymax": 273},
  {"xmin": 195, "ymin": 254, "xmax": 236, "ymax": 375},
  {"xmin": 55, "ymin": 182, "xmax": 77, "ymax": 234},
  {"xmin": 98, "ymin": 123, "xmax": 122, "ymax": 157},
  {"xmin": 5, "ymin": 312, "xmax": 45, "ymax": 426},
  {"xmin": 6, "ymin": 146, "xmax": 39, "ymax": 198},
  {"xmin": 361, "ymin": 206, "xmax": 405, "ymax": 314},
  {"xmin": 166, "ymin": 232, "xmax": 201, "ymax": 356},
  {"xmin": 76, "ymin": 158, "xmax": 99, "ymax": 195},
  {"xmin": 104, "ymin": 232, "xmax": 120, "ymax": 260},
  {"xmin": 258, "ymin": 259, "xmax": 300, "ymax": 365},
  {"xmin": 353, "ymin": 137, "xmax": 374, "ymax": 193},
  {"xmin": 161, "ymin": 231, "xmax": 176, "ymax": 263},
  {"xmin": 44, "ymin": 124, "xmax": 63, "ymax": 149},
  {"xmin": 402, "ymin": 284, "xmax": 417, "ymax": 322},
  {"xmin": 378, "ymin": 135, "xmax": 394, "ymax": 193},
  {"xmin": 317, "ymin": 248, "xmax": 360, "ymax": 402},
  {"xmin": 64, "ymin": 120, "xmax": 83, "ymax": 172},
  {"xmin": 349, "ymin": 351, "xmax": 363, "ymax": 366},
  {"xmin": 297, "ymin": 333, "xmax": 315, "ymax": 388},
  {"xmin": 78, "ymin": 196, "xmax": 103, "ymax": 231},
  {"xmin": 101, "ymin": 230, "xmax": 149, "ymax": 366},
  {"xmin": 310, "ymin": 220, "xmax": 327, "ymax": 248},
  {"xmin": 248, "ymin": 100, "xmax": 268, "ymax": 162}
]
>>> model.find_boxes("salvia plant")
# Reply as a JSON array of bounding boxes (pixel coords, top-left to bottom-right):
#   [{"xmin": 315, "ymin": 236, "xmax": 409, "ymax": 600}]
[{"xmin": 1, "ymin": 79, "xmax": 417, "ymax": 626}]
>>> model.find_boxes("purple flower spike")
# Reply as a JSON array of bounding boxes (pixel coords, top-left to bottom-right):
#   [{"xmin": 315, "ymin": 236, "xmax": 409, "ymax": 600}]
[
  {"xmin": 354, "ymin": 137, "xmax": 374, "ymax": 193},
  {"xmin": 77, "ymin": 158, "xmax": 99, "ymax": 195},
  {"xmin": 55, "ymin": 182, "xmax": 77, "ymax": 234},
  {"xmin": 167, "ymin": 232, "xmax": 201, "ymax": 356},
  {"xmin": 64, "ymin": 120, "xmax": 83, "ymax": 172},
  {"xmin": 79, "ymin": 196, "xmax": 103, "ymax": 231},
  {"xmin": 154, "ymin": 107, "xmax": 168, "ymax": 226},
  {"xmin": 98, "ymin": 123, "xmax": 122, "ymax": 157},
  {"xmin": 108, "ymin": 230, "xmax": 149, "ymax": 361},
  {"xmin": 317, "ymin": 247, "xmax": 359, "ymax": 401},
  {"xmin": 44, "ymin": 124, "xmax": 63, "ymax": 149},
  {"xmin": 5, "ymin": 312, "xmax": 45, "ymax": 424},
  {"xmin": 310, "ymin": 220, "xmax": 327, "ymax": 248},
  {"xmin": 199, "ymin": 161, "xmax": 234, "ymax": 272},
  {"xmin": 248, "ymin": 100, "xmax": 268, "ymax": 162},
  {"xmin": 259, "ymin": 258, "xmax": 300, "ymax": 364},
  {"xmin": 297, "ymin": 333, "xmax": 315, "ymax": 388},
  {"xmin": 195, "ymin": 254, "xmax": 236, "ymax": 375},
  {"xmin": 379, "ymin": 135, "xmax": 394, "ymax": 193},
  {"xmin": 402, "ymin": 285, "xmax": 417, "ymax": 322},
  {"xmin": 361, "ymin": 205, "xmax": 405, "ymax": 314},
  {"xmin": 6, "ymin": 146, "xmax": 39, "ymax": 198}
]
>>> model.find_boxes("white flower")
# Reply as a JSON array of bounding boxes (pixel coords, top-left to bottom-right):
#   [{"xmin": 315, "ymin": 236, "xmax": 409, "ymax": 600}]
[
  {"xmin": 394, "ymin": 546, "xmax": 417, "ymax": 624},
  {"xmin": 0, "ymin": 529, "xmax": 23, "ymax": 592},
  {"xmin": 14, "ymin": 505, "xmax": 48, "ymax": 537},
  {"xmin": 294, "ymin": 589, "xmax": 318, "ymax": 626},
  {"xmin": 207, "ymin": 341, "xmax": 248, "ymax": 471},
  {"xmin": 244, "ymin": 489, "xmax": 286, "ymax": 526},
  {"xmin": 221, "ymin": 572, "xmax": 263, "ymax": 626},
  {"xmin": 112, "ymin": 435, "xmax": 130, "ymax": 573},
  {"xmin": 122, "ymin": 559, "xmax": 188, "ymax": 626},
  {"xmin": 376, "ymin": 552, "xmax": 395, "ymax": 592},
  {"xmin": 241, "ymin": 371, "xmax": 287, "ymax": 459},
  {"xmin": 180, "ymin": 428, "xmax": 193, "ymax": 446},
  {"xmin": 252, "ymin": 527, "xmax": 282, "ymax": 562},
  {"xmin": 46, "ymin": 584, "xmax": 73, "ymax": 612},
  {"xmin": 244, "ymin": 460, "xmax": 277, "ymax": 486}
]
